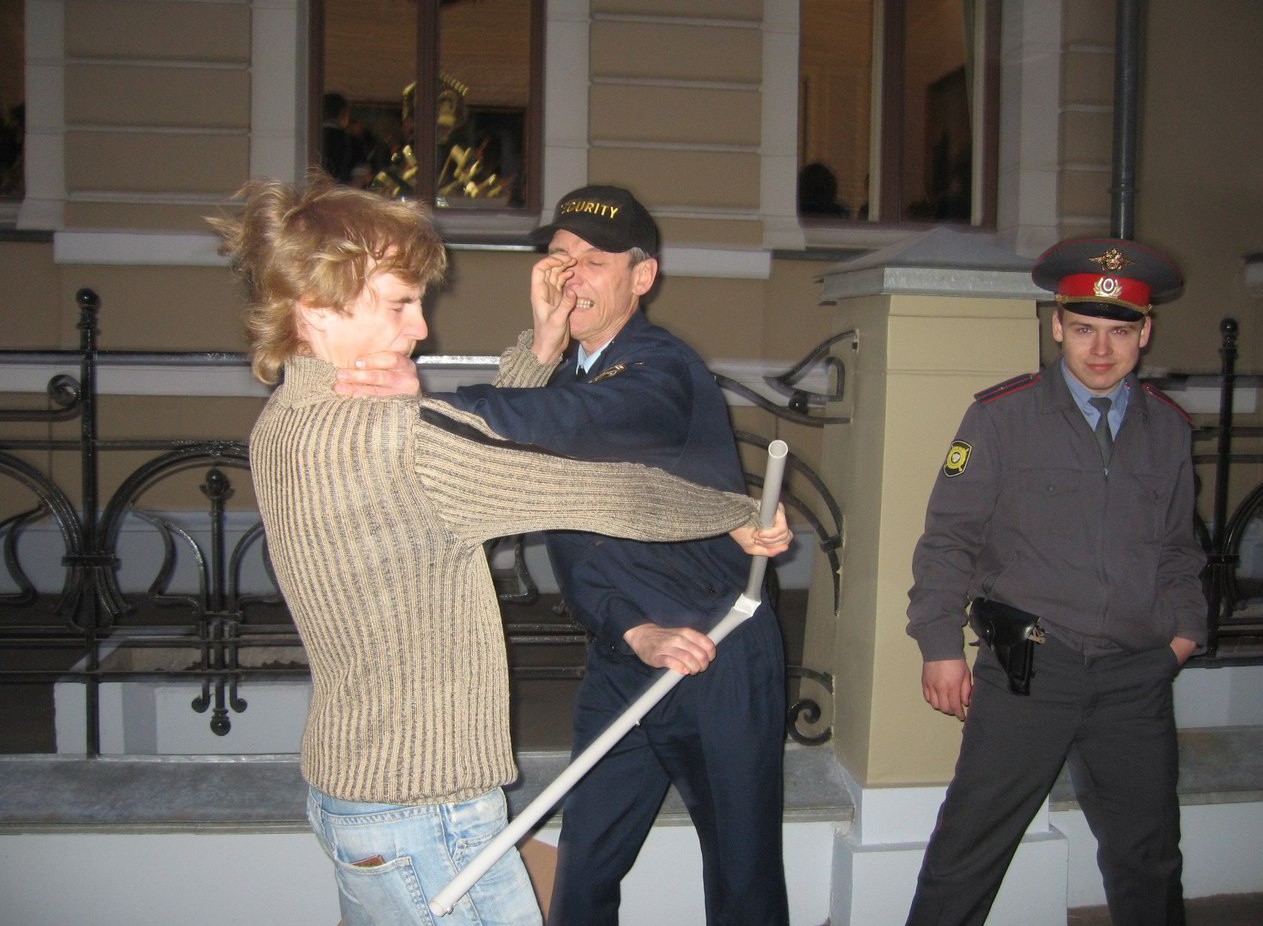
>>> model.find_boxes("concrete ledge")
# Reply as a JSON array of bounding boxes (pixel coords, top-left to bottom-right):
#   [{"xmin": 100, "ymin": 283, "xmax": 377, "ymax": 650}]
[
  {"xmin": 511, "ymin": 742, "xmax": 854, "ymax": 827},
  {"xmin": 0, "ymin": 743, "xmax": 853, "ymax": 834},
  {"xmin": 6, "ymin": 727, "xmax": 1257, "ymax": 833},
  {"xmin": 1050, "ymin": 725, "xmax": 1263, "ymax": 811}
]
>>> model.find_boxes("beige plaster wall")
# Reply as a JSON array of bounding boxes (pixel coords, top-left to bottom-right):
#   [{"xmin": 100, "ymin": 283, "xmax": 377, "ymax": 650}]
[
  {"xmin": 0, "ymin": 240, "xmax": 60, "ymax": 346},
  {"xmin": 585, "ymin": 4, "xmax": 766, "ymax": 242},
  {"xmin": 1055, "ymin": 0, "xmax": 1263, "ymax": 375},
  {"xmin": 1136, "ymin": 0, "xmax": 1263, "ymax": 371},
  {"xmin": 59, "ymin": 0, "xmax": 251, "ymax": 230}
]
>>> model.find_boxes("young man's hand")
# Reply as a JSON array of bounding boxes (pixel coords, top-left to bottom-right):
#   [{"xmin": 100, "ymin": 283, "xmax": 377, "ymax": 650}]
[
  {"xmin": 729, "ymin": 502, "xmax": 792, "ymax": 557},
  {"xmin": 334, "ymin": 352, "xmax": 422, "ymax": 397}
]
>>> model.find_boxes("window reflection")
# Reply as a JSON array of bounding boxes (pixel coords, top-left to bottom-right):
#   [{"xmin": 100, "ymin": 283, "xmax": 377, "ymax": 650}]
[
  {"xmin": 0, "ymin": 0, "xmax": 23, "ymax": 201},
  {"xmin": 320, "ymin": 0, "xmax": 534, "ymax": 209},
  {"xmin": 799, "ymin": 0, "xmax": 986, "ymax": 225},
  {"xmin": 902, "ymin": 0, "xmax": 971, "ymax": 222},
  {"xmin": 799, "ymin": 0, "xmax": 874, "ymax": 221},
  {"xmin": 0, "ymin": 102, "xmax": 21, "ymax": 199}
]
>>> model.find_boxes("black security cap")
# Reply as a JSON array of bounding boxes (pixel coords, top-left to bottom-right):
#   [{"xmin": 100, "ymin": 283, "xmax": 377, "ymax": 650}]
[{"xmin": 530, "ymin": 185, "xmax": 659, "ymax": 255}]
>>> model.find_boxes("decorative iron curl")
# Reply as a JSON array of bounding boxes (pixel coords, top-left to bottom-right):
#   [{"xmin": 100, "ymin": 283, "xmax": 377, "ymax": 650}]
[
  {"xmin": 715, "ymin": 329, "xmax": 857, "ymax": 427},
  {"xmin": 787, "ymin": 666, "xmax": 834, "ymax": 746},
  {"xmin": 96, "ymin": 442, "xmax": 264, "ymax": 736},
  {"xmin": 0, "ymin": 371, "xmax": 84, "ymax": 423},
  {"xmin": 96, "ymin": 441, "xmax": 253, "ymax": 624},
  {"xmin": 0, "ymin": 450, "xmax": 86, "ymax": 619}
]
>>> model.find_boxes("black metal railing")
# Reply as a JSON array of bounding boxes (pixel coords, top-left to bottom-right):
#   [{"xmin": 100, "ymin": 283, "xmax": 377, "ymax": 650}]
[
  {"xmin": 0, "ymin": 290, "xmax": 841, "ymax": 754},
  {"xmin": 1189, "ymin": 319, "xmax": 1263, "ymax": 655},
  {"xmin": 4, "ymin": 293, "xmax": 1257, "ymax": 758}
]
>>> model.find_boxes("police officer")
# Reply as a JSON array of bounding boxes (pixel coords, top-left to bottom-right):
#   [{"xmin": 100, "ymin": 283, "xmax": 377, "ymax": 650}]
[{"xmin": 904, "ymin": 237, "xmax": 1207, "ymax": 926}]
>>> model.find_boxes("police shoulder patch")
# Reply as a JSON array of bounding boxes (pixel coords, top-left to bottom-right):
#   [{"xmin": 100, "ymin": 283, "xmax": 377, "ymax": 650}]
[
  {"xmin": 975, "ymin": 372, "xmax": 1039, "ymax": 405},
  {"xmin": 943, "ymin": 440, "xmax": 972, "ymax": 477}
]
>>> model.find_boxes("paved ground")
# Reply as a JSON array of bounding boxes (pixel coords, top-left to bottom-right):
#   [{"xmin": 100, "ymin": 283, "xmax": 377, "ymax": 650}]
[{"xmin": 1069, "ymin": 892, "xmax": 1263, "ymax": 925}]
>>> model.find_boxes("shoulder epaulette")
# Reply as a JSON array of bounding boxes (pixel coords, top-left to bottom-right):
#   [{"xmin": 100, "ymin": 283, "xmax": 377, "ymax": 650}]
[
  {"xmin": 1142, "ymin": 382, "xmax": 1193, "ymax": 424},
  {"xmin": 975, "ymin": 372, "xmax": 1040, "ymax": 405}
]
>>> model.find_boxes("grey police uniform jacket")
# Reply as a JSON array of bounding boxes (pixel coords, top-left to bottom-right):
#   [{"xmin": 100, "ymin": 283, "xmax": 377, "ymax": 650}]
[{"xmin": 907, "ymin": 364, "xmax": 1207, "ymax": 661}]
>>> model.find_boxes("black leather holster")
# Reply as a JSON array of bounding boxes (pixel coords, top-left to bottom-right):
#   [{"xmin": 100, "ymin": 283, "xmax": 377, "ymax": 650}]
[{"xmin": 968, "ymin": 597, "xmax": 1046, "ymax": 696}]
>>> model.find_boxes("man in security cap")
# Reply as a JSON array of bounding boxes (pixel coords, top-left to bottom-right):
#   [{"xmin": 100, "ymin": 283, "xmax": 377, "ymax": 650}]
[
  {"xmin": 336, "ymin": 184, "xmax": 792, "ymax": 925},
  {"xmin": 904, "ymin": 237, "xmax": 1205, "ymax": 926}
]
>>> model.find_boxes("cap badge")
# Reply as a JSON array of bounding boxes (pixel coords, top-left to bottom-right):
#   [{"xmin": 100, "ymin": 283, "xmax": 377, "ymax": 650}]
[
  {"xmin": 1093, "ymin": 276, "xmax": 1124, "ymax": 300},
  {"xmin": 1089, "ymin": 248, "xmax": 1134, "ymax": 273}
]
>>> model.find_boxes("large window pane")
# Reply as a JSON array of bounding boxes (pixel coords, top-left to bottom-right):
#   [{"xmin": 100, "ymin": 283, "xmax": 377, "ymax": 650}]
[
  {"xmin": 0, "ymin": 0, "xmax": 24, "ymax": 200},
  {"xmin": 321, "ymin": 0, "xmax": 417, "ymax": 189},
  {"xmin": 799, "ymin": 0, "xmax": 994, "ymax": 226},
  {"xmin": 435, "ymin": 0, "xmax": 531, "ymax": 208},
  {"xmin": 799, "ymin": 0, "xmax": 873, "ymax": 220},
  {"xmin": 319, "ymin": 0, "xmax": 537, "ymax": 211},
  {"xmin": 900, "ymin": 0, "xmax": 970, "ymax": 222}
]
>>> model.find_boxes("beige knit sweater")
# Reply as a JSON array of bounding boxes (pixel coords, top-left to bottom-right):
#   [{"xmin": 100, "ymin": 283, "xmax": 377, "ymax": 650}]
[{"xmin": 249, "ymin": 356, "xmax": 758, "ymax": 805}]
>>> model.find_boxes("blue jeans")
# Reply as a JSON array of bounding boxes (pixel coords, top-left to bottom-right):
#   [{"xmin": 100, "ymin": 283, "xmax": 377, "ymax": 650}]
[{"xmin": 307, "ymin": 787, "xmax": 542, "ymax": 926}]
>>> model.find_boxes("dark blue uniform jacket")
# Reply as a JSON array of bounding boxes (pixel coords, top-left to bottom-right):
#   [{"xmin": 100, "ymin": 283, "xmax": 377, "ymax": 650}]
[{"xmin": 438, "ymin": 311, "xmax": 758, "ymax": 652}]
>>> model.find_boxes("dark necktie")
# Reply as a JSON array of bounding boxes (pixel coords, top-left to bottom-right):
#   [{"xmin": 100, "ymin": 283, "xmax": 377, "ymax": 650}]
[{"xmin": 1089, "ymin": 396, "xmax": 1113, "ymax": 463}]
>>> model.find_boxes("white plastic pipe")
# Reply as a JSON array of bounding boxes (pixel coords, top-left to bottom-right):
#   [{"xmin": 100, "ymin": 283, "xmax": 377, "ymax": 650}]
[{"xmin": 427, "ymin": 439, "xmax": 790, "ymax": 916}]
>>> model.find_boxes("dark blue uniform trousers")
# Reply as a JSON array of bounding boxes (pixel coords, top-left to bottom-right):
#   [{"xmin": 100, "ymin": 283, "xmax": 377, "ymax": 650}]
[
  {"xmin": 547, "ymin": 612, "xmax": 790, "ymax": 926},
  {"xmin": 906, "ymin": 635, "xmax": 1185, "ymax": 926}
]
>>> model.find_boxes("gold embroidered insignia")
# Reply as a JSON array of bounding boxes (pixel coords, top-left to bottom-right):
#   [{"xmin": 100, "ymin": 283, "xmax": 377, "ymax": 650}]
[
  {"xmin": 943, "ymin": 440, "xmax": 972, "ymax": 477},
  {"xmin": 590, "ymin": 362, "xmax": 638, "ymax": 383},
  {"xmin": 1089, "ymin": 247, "xmax": 1134, "ymax": 273}
]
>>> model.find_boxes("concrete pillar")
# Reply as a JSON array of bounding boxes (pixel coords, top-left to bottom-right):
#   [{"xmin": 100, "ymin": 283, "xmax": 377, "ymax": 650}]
[{"xmin": 798, "ymin": 228, "xmax": 1061, "ymax": 924}]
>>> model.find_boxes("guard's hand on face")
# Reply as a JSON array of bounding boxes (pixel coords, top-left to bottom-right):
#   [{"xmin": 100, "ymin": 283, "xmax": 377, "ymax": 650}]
[
  {"xmin": 729, "ymin": 502, "xmax": 792, "ymax": 557},
  {"xmin": 334, "ymin": 352, "xmax": 422, "ymax": 397},
  {"xmin": 922, "ymin": 657, "xmax": 972, "ymax": 721},
  {"xmin": 529, "ymin": 254, "xmax": 578, "ymax": 364},
  {"xmin": 624, "ymin": 623, "xmax": 717, "ymax": 675}
]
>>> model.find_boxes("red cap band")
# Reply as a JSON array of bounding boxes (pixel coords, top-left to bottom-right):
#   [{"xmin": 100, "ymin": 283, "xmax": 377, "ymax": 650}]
[{"xmin": 1057, "ymin": 273, "xmax": 1151, "ymax": 308}]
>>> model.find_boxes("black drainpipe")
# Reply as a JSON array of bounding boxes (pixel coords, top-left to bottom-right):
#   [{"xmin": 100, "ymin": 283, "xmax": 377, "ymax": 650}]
[{"xmin": 1111, "ymin": 0, "xmax": 1142, "ymax": 239}]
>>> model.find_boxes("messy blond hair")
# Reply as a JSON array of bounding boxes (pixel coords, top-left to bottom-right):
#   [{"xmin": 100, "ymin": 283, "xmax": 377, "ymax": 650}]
[{"xmin": 208, "ymin": 172, "xmax": 448, "ymax": 384}]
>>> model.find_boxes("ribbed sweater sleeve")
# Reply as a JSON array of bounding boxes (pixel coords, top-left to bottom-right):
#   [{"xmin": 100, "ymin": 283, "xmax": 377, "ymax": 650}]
[
  {"xmin": 494, "ymin": 330, "xmax": 557, "ymax": 388},
  {"xmin": 414, "ymin": 398, "xmax": 757, "ymax": 544}
]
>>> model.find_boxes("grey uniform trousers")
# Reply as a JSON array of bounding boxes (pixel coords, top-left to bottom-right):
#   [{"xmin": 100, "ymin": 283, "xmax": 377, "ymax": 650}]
[{"xmin": 906, "ymin": 634, "xmax": 1185, "ymax": 926}]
